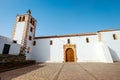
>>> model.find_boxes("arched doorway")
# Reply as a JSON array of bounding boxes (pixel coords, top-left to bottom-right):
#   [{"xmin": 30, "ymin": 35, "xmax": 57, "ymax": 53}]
[
  {"xmin": 66, "ymin": 48, "xmax": 75, "ymax": 62},
  {"xmin": 63, "ymin": 44, "xmax": 77, "ymax": 62}
]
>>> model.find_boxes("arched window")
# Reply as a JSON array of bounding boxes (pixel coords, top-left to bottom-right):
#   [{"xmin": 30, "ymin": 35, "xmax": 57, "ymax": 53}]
[
  {"xmin": 113, "ymin": 34, "xmax": 118, "ymax": 40},
  {"xmin": 86, "ymin": 38, "xmax": 89, "ymax": 43},
  {"xmin": 19, "ymin": 16, "xmax": 22, "ymax": 22},
  {"xmin": 22, "ymin": 16, "xmax": 25, "ymax": 21}
]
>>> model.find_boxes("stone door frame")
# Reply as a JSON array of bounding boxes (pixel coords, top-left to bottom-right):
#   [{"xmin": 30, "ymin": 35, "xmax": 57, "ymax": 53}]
[{"xmin": 63, "ymin": 44, "xmax": 77, "ymax": 62}]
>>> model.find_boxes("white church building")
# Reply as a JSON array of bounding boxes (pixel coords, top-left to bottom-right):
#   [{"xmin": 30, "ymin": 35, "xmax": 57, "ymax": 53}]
[{"xmin": 0, "ymin": 10, "xmax": 120, "ymax": 63}]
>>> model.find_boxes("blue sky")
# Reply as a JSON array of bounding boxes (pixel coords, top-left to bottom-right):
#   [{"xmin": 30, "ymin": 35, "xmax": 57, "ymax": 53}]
[{"xmin": 0, "ymin": 0, "xmax": 120, "ymax": 38}]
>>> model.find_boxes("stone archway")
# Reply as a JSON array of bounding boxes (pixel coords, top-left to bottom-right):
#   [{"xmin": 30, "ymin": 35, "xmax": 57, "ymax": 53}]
[{"xmin": 63, "ymin": 44, "xmax": 77, "ymax": 62}]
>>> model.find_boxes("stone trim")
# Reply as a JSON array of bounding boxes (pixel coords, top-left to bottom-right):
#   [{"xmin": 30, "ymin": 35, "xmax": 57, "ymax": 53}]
[
  {"xmin": 12, "ymin": 16, "xmax": 19, "ymax": 39},
  {"xmin": 98, "ymin": 29, "xmax": 120, "ymax": 32},
  {"xmin": 97, "ymin": 33, "xmax": 102, "ymax": 42},
  {"xmin": 20, "ymin": 14, "xmax": 30, "ymax": 54},
  {"xmin": 35, "ymin": 33, "xmax": 97, "ymax": 39},
  {"xmin": 63, "ymin": 44, "xmax": 77, "ymax": 62}
]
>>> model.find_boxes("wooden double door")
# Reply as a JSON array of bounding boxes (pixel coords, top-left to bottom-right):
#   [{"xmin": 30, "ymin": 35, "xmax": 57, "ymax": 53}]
[{"xmin": 66, "ymin": 48, "xmax": 75, "ymax": 62}]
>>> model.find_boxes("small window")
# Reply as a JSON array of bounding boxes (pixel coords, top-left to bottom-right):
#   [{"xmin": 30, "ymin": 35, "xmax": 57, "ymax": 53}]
[
  {"xmin": 22, "ymin": 16, "xmax": 25, "ymax": 21},
  {"xmin": 50, "ymin": 40, "xmax": 53, "ymax": 45},
  {"xmin": 86, "ymin": 38, "xmax": 89, "ymax": 43},
  {"xmin": 113, "ymin": 34, "xmax": 118, "ymax": 40},
  {"xmin": 33, "ymin": 41, "xmax": 36, "ymax": 46},
  {"xmin": 33, "ymin": 21, "xmax": 35, "ymax": 26},
  {"xmin": 29, "ymin": 36, "xmax": 32, "ymax": 40},
  {"xmin": 30, "ymin": 27, "xmax": 33, "ymax": 32},
  {"xmin": 32, "ymin": 21, "xmax": 35, "ymax": 26},
  {"xmin": 27, "ymin": 47, "xmax": 30, "ymax": 50},
  {"xmin": 27, "ymin": 51, "xmax": 29, "ymax": 53},
  {"xmin": 13, "ymin": 40, "xmax": 17, "ymax": 43},
  {"xmin": 30, "ymin": 18, "xmax": 32, "ymax": 24},
  {"xmin": 67, "ymin": 39, "xmax": 70, "ymax": 44},
  {"xmin": 30, "ymin": 18, "xmax": 35, "ymax": 26}
]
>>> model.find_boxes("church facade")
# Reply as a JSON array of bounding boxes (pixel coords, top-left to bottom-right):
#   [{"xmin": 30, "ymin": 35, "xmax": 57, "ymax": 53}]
[{"xmin": 0, "ymin": 11, "xmax": 120, "ymax": 63}]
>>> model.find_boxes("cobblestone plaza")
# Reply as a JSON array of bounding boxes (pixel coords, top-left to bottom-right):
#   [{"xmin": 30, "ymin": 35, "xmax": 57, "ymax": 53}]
[{"xmin": 0, "ymin": 62, "xmax": 120, "ymax": 80}]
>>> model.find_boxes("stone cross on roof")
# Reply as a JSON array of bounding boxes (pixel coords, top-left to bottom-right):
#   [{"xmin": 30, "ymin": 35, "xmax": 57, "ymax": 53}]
[{"xmin": 27, "ymin": 9, "xmax": 31, "ymax": 14}]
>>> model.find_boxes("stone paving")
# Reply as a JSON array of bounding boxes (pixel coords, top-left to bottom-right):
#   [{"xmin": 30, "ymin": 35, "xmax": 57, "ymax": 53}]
[{"xmin": 0, "ymin": 62, "xmax": 120, "ymax": 80}]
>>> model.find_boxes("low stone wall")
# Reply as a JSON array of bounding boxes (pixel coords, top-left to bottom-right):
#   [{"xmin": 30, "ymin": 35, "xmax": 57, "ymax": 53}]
[
  {"xmin": 0, "ymin": 54, "xmax": 36, "ymax": 72},
  {"xmin": 0, "ymin": 54, "xmax": 25, "ymax": 62}
]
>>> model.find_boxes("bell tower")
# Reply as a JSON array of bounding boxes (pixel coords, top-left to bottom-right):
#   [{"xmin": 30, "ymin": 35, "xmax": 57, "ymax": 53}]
[{"xmin": 12, "ymin": 10, "xmax": 37, "ymax": 55}]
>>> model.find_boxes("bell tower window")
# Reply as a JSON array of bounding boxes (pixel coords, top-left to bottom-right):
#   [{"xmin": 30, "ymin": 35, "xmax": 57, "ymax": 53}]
[
  {"xmin": 32, "ymin": 21, "xmax": 35, "ymax": 26},
  {"xmin": 30, "ymin": 18, "xmax": 32, "ymax": 24},
  {"xmin": 29, "ymin": 36, "xmax": 32, "ymax": 40},
  {"xmin": 18, "ymin": 17, "xmax": 22, "ymax": 22},
  {"xmin": 30, "ymin": 18, "xmax": 35, "ymax": 26},
  {"xmin": 30, "ymin": 27, "xmax": 33, "ymax": 32},
  {"xmin": 22, "ymin": 16, "xmax": 25, "ymax": 21},
  {"xmin": 33, "ymin": 41, "xmax": 36, "ymax": 46},
  {"xmin": 18, "ymin": 16, "xmax": 25, "ymax": 22}
]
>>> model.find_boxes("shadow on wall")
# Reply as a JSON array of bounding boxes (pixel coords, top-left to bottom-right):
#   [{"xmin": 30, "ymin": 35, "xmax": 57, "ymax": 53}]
[
  {"xmin": 109, "ymin": 47, "xmax": 120, "ymax": 61},
  {"xmin": 0, "ymin": 63, "xmax": 45, "ymax": 80},
  {"xmin": 31, "ymin": 39, "xmax": 51, "ymax": 62}
]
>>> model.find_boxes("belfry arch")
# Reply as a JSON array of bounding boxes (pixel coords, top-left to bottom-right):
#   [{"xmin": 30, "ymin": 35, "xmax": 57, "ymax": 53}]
[{"xmin": 63, "ymin": 44, "xmax": 77, "ymax": 62}]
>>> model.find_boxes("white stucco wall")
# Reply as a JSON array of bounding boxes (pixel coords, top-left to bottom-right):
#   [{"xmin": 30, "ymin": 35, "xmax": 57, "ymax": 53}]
[
  {"xmin": 0, "ymin": 35, "xmax": 20, "ymax": 55},
  {"xmin": 50, "ymin": 35, "xmax": 100, "ymax": 62},
  {"xmin": 31, "ymin": 34, "xmax": 112, "ymax": 63},
  {"xmin": 13, "ymin": 22, "xmax": 25, "ymax": 44},
  {"xmin": 100, "ymin": 30, "xmax": 120, "ymax": 61},
  {"xmin": 96, "ymin": 42, "xmax": 113, "ymax": 63},
  {"xmin": 75, "ymin": 35, "xmax": 99, "ymax": 62},
  {"xmin": 9, "ymin": 44, "xmax": 20, "ymax": 55},
  {"xmin": 0, "ymin": 36, "xmax": 11, "ymax": 54},
  {"xmin": 30, "ymin": 39, "xmax": 51, "ymax": 62},
  {"xmin": 1, "ymin": 30, "xmax": 120, "ymax": 63}
]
